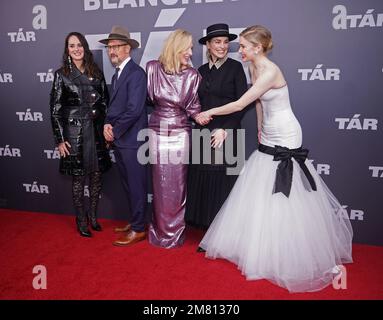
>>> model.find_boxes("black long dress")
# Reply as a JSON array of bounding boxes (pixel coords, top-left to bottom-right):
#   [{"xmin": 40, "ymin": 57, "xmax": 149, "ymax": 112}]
[{"xmin": 185, "ymin": 58, "xmax": 248, "ymax": 229}]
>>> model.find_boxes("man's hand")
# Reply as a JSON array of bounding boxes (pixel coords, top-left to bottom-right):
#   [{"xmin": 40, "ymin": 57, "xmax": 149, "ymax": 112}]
[{"xmin": 104, "ymin": 124, "xmax": 114, "ymax": 142}]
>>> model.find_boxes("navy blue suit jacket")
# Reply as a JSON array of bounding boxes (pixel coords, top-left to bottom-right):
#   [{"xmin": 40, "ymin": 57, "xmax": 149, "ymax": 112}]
[{"xmin": 106, "ymin": 59, "xmax": 148, "ymax": 148}]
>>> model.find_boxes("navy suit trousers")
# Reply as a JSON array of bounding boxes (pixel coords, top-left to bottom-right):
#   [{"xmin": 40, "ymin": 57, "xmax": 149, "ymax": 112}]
[{"xmin": 114, "ymin": 146, "xmax": 148, "ymax": 232}]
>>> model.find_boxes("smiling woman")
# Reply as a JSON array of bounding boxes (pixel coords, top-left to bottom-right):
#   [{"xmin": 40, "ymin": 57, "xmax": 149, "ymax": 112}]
[
  {"xmin": 197, "ymin": 25, "xmax": 353, "ymax": 293},
  {"xmin": 185, "ymin": 23, "xmax": 248, "ymax": 233},
  {"xmin": 67, "ymin": 36, "xmax": 84, "ymax": 70},
  {"xmin": 49, "ymin": 32, "xmax": 111, "ymax": 238},
  {"xmin": 146, "ymin": 29, "xmax": 202, "ymax": 249}
]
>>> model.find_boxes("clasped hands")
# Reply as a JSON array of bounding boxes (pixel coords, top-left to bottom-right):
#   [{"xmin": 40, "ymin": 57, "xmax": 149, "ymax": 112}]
[
  {"xmin": 195, "ymin": 111, "xmax": 227, "ymax": 148},
  {"xmin": 195, "ymin": 110, "xmax": 212, "ymax": 126}
]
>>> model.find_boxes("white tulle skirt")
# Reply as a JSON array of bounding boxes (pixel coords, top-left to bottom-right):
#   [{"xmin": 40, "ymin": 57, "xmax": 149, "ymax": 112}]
[{"xmin": 199, "ymin": 150, "xmax": 353, "ymax": 293}]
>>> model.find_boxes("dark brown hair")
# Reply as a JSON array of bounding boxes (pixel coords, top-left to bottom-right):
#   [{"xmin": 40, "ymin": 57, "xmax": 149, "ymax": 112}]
[{"xmin": 62, "ymin": 32, "xmax": 102, "ymax": 78}]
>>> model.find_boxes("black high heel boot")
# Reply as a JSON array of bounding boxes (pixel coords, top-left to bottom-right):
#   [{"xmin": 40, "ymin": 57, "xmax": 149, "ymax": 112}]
[
  {"xmin": 88, "ymin": 210, "xmax": 102, "ymax": 231},
  {"xmin": 88, "ymin": 171, "xmax": 102, "ymax": 232},
  {"xmin": 73, "ymin": 175, "xmax": 92, "ymax": 237},
  {"xmin": 76, "ymin": 216, "xmax": 92, "ymax": 237}
]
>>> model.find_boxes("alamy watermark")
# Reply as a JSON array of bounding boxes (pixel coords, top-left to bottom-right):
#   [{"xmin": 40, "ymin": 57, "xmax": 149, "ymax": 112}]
[
  {"xmin": 32, "ymin": 265, "xmax": 47, "ymax": 290},
  {"xmin": 332, "ymin": 265, "xmax": 347, "ymax": 290},
  {"xmin": 136, "ymin": 121, "xmax": 246, "ymax": 175}
]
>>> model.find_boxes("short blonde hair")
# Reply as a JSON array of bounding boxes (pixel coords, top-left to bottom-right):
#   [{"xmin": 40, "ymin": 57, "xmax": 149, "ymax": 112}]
[
  {"xmin": 159, "ymin": 29, "xmax": 192, "ymax": 74},
  {"xmin": 240, "ymin": 25, "xmax": 273, "ymax": 54}
]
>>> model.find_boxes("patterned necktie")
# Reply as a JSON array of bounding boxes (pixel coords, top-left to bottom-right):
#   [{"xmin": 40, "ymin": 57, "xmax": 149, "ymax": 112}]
[{"xmin": 112, "ymin": 67, "xmax": 120, "ymax": 90}]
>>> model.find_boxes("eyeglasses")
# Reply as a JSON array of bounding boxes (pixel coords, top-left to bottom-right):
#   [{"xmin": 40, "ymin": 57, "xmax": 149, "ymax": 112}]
[{"xmin": 104, "ymin": 44, "xmax": 127, "ymax": 51}]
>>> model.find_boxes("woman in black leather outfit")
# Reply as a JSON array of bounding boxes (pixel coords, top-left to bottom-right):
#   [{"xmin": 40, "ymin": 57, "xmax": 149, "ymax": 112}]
[{"xmin": 50, "ymin": 32, "xmax": 111, "ymax": 237}]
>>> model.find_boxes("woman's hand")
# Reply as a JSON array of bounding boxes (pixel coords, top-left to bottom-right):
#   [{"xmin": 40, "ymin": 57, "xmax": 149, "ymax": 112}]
[
  {"xmin": 58, "ymin": 141, "xmax": 71, "ymax": 158},
  {"xmin": 211, "ymin": 129, "xmax": 228, "ymax": 149}
]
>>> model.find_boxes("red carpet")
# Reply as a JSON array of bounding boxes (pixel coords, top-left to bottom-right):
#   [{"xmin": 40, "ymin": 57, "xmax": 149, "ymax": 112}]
[{"xmin": 0, "ymin": 208, "xmax": 382, "ymax": 300}]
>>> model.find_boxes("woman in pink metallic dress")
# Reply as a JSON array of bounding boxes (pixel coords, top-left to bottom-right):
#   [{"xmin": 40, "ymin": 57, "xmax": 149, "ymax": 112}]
[{"xmin": 146, "ymin": 29, "xmax": 201, "ymax": 248}]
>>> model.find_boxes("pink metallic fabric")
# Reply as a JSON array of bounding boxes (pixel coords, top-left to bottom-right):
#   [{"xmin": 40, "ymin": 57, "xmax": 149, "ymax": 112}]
[{"xmin": 146, "ymin": 60, "xmax": 201, "ymax": 248}]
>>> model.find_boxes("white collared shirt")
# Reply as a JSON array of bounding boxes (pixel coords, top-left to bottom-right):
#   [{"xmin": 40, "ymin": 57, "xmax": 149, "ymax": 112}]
[
  {"xmin": 116, "ymin": 56, "xmax": 131, "ymax": 79},
  {"xmin": 208, "ymin": 54, "xmax": 228, "ymax": 70}
]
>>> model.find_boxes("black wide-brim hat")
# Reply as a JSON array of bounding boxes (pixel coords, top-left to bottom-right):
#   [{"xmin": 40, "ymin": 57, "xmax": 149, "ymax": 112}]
[
  {"xmin": 198, "ymin": 23, "xmax": 237, "ymax": 45},
  {"xmin": 99, "ymin": 25, "xmax": 139, "ymax": 49}
]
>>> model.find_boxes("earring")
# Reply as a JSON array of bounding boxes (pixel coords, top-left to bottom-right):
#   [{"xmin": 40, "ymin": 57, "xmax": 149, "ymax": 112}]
[
  {"xmin": 68, "ymin": 55, "xmax": 72, "ymax": 72},
  {"xmin": 254, "ymin": 51, "xmax": 259, "ymax": 55}
]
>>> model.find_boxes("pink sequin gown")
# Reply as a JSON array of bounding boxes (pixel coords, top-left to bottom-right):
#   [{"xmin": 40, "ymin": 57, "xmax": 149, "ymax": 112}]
[{"xmin": 146, "ymin": 60, "xmax": 201, "ymax": 248}]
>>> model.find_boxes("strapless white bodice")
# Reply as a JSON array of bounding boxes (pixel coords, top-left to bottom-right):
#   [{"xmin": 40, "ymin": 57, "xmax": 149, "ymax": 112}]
[{"xmin": 259, "ymin": 85, "xmax": 302, "ymax": 149}]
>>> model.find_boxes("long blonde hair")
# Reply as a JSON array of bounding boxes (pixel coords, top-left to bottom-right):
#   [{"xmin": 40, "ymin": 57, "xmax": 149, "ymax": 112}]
[{"xmin": 159, "ymin": 29, "xmax": 192, "ymax": 74}]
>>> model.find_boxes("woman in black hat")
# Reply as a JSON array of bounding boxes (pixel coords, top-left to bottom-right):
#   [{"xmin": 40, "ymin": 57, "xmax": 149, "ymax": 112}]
[
  {"xmin": 185, "ymin": 23, "xmax": 248, "ymax": 232},
  {"xmin": 50, "ymin": 32, "xmax": 111, "ymax": 237}
]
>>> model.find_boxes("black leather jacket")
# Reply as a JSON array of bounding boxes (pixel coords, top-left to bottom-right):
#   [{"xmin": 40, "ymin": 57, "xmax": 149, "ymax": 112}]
[{"xmin": 50, "ymin": 67, "xmax": 111, "ymax": 175}]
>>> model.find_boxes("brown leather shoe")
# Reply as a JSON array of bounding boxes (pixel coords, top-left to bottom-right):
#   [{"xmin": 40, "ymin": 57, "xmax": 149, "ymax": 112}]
[
  {"xmin": 113, "ymin": 230, "xmax": 146, "ymax": 246},
  {"xmin": 114, "ymin": 224, "xmax": 131, "ymax": 233}
]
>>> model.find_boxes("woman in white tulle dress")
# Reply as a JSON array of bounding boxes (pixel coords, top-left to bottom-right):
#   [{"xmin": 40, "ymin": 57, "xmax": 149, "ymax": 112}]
[{"xmin": 195, "ymin": 25, "xmax": 353, "ymax": 293}]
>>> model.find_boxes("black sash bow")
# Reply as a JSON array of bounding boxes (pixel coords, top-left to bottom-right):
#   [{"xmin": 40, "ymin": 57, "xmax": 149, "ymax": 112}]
[{"xmin": 258, "ymin": 144, "xmax": 317, "ymax": 197}]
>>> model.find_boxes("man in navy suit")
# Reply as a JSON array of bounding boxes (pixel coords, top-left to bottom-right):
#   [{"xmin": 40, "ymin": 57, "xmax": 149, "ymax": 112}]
[{"xmin": 99, "ymin": 26, "xmax": 148, "ymax": 246}]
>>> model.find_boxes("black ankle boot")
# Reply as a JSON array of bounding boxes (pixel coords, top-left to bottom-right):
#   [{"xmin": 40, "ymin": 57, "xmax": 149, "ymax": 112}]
[
  {"xmin": 88, "ymin": 211, "xmax": 102, "ymax": 231},
  {"xmin": 76, "ymin": 217, "xmax": 92, "ymax": 237}
]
